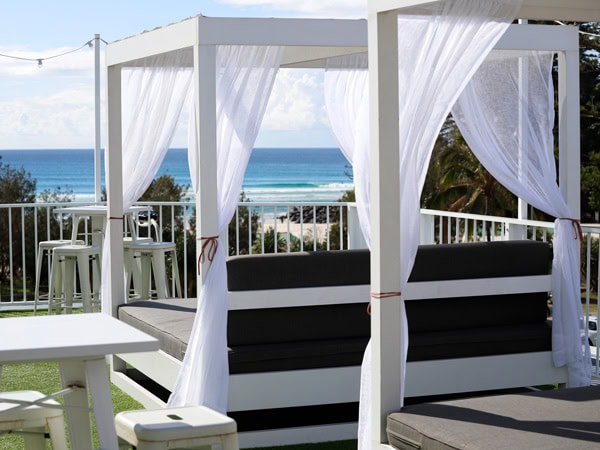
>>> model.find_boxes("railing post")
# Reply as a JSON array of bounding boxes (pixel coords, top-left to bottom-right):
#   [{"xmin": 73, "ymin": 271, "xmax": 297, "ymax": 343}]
[
  {"xmin": 347, "ymin": 203, "xmax": 367, "ymax": 249},
  {"xmin": 507, "ymin": 223, "xmax": 527, "ymax": 241},
  {"xmin": 419, "ymin": 212, "xmax": 435, "ymax": 244}
]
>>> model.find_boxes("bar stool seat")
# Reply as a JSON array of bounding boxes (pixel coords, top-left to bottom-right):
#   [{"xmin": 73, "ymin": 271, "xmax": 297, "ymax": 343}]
[
  {"xmin": 34, "ymin": 239, "xmax": 85, "ymax": 314},
  {"xmin": 48, "ymin": 245, "xmax": 101, "ymax": 314},
  {"xmin": 0, "ymin": 390, "xmax": 68, "ymax": 450},
  {"xmin": 115, "ymin": 406, "xmax": 238, "ymax": 450},
  {"xmin": 123, "ymin": 237, "xmax": 152, "ymax": 299},
  {"xmin": 124, "ymin": 240, "xmax": 182, "ymax": 300}
]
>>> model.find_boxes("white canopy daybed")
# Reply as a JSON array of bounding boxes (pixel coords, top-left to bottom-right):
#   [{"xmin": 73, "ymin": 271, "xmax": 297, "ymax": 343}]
[
  {"xmin": 104, "ymin": 16, "xmax": 369, "ymax": 446},
  {"xmin": 103, "ymin": 5, "xmax": 596, "ymax": 449},
  {"xmin": 365, "ymin": 0, "xmax": 599, "ymax": 449}
]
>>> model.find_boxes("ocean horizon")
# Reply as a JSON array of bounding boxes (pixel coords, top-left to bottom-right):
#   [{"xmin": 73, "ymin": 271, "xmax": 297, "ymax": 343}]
[{"xmin": 0, "ymin": 147, "xmax": 354, "ymax": 203}]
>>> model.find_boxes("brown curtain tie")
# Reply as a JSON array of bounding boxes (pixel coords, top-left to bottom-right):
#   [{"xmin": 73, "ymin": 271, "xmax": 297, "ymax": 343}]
[
  {"xmin": 108, "ymin": 216, "xmax": 124, "ymax": 220},
  {"xmin": 197, "ymin": 235, "xmax": 219, "ymax": 274},
  {"xmin": 367, "ymin": 291, "xmax": 402, "ymax": 316},
  {"xmin": 559, "ymin": 218, "xmax": 583, "ymax": 241}
]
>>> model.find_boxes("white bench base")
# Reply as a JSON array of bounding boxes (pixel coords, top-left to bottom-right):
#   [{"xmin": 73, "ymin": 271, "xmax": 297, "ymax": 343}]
[{"xmin": 115, "ymin": 406, "xmax": 238, "ymax": 450}]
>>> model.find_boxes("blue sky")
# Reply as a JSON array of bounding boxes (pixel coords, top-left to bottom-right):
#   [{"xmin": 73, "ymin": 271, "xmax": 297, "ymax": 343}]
[{"xmin": 0, "ymin": 1, "xmax": 367, "ymax": 149}]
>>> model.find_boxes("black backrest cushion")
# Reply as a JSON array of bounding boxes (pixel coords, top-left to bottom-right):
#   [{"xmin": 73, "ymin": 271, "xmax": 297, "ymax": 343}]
[
  {"xmin": 409, "ymin": 241, "xmax": 551, "ymax": 281},
  {"xmin": 227, "ymin": 249, "xmax": 370, "ymax": 291}
]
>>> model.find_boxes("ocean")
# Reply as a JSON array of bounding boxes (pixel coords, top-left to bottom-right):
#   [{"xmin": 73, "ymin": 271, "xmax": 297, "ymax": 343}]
[{"xmin": 0, "ymin": 148, "xmax": 353, "ymax": 203}]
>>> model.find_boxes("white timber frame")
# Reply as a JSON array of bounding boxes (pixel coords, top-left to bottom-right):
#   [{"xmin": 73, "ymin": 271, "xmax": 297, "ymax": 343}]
[
  {"xmin": 105, "ymin": 16, "xmax": 367, "ymax": 317},
  {"xmin": 368, "ymin": 1, "xmax": 600, "ymax": 448},
  {"xmin": 104, "ymin": 16, "xmax": 369, "ymax": 447}
]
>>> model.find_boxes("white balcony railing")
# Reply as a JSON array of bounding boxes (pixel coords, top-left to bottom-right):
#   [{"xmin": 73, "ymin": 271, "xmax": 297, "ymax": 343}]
[{"xmin": 1, "ymin": 201, "xmax": 598, "ymax": 375}]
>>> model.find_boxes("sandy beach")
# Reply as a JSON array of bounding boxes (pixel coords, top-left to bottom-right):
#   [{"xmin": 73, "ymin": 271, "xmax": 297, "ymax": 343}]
[{"xmin": 258, "ymin": 218, "xmax": 330, "ymax": 242}]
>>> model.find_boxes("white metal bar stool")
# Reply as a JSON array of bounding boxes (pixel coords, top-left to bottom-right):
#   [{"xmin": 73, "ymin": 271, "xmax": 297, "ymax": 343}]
[
  {"xmin": 123, "ymin": 236, "xmax": 152, "ymax": 300},
  {"xmin": 0, "ymin": 390, "xmax": 68, "ymax": 450},
  {"xmin": 124, "ymin": 241, "xmax": 182, "ymax": 300},
  {"xmin": 115, "ymin": 406, "xmax": 238, "ymax": 450},
  {"xmin": 48, "ymin": 244, "xmax": 101, "ymax": 314},
  {"xmin": 33, "ymin": 239, "xmax": 84, "ymax": 315}
]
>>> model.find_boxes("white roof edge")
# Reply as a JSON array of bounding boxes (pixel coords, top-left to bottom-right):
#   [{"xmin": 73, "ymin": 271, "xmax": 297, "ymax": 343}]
[
  {"xmin": 496, "ymin": 23, "xmax": 578, "ymax": 51},
  {"xmin": 106, "ymin": 16, "xmax": 367, "ymax": 68},
  {"xmin": 106, "ymin": 18, "xmax": 198, "ymax": 67},
  {"xmin": 371, "ymin": 0, "xmax": 600, "ymax": 22}
]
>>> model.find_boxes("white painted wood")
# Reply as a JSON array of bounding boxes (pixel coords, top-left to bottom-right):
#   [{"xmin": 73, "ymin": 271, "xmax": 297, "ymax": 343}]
[
  {"xmin": 558, "ymin": 49, "xmax": 581, "ymax": 219},
  {"xmin": 86, "ymin": 357, "xmax": 119, "ymax": 450},
  {"xmin": 496, "ymin": 24, "xmax": 578, "ymax": 52},
  {"xmin": 106, "ymin": 64, "xmax": 125, "ymax": 317},
  {"xmin": 0, "ymin": 315, "xmax": 158, "ymax": 450},
  {"xmin": 229, "ymin": 366, "xmax": 361, "ymax": 411},
  {"xmin": 106, "ymin": 18, "xmax": 197, "ymax": 66},
  {"xmin": 228, "ymin": 285, "xmax": 371, "ymax": 309},
  {"xmin": 59, "ymin": 359, "xmax": 94, "ymax": 450},
  {"xmin": 194, "ymin": 43, "xmax": 219, "ymax": 284},
  {"xmin": 238, "ymin": 423, "xmax": 359, "ymax": 448},
  {"xmin": 107, "ymin": 17, "xmax": 367, "ymax": 69},
  {"xmin": 369, "ymin": 6, "xmax": 403, "ymax": 445},
  {"xmin": 404, "ymin": 275, "xmax": 552, "ymax": 300},
  {"xmin": 111, "ymin": 369, "xmax": 167, "ymax": 409},
  {"xmin": 0, "ymin": 314, "xmax": 158, "ymax": 362},
  {"xmin": 371, "ymin": 0, "xmax": 600, "ymax": 21},
  {"xmin": 405, "ymin": 351, "xmax": 568, "ymax": 397},
  {"xmin": 228, "ymin": 274, "xmax": 551, "ymax": 309},
  {"xmin": 116, "ymin": 350, "xmax": 181, "ymax": 392}
]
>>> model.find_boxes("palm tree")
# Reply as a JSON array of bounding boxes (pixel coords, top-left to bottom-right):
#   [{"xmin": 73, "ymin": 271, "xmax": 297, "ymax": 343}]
[{"xmin": 422, "ymin": 117, "xmax": 517, "ymax": 241}]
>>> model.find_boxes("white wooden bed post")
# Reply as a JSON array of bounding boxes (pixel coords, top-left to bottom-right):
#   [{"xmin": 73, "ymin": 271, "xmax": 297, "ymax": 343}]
[
  {"xmin": 193, "ymin": 39, "xmax": 219, "ymax": 286},
  {"xmin": 368, "ymin": 5, "xmax": 403, "ymax": 445},
  {"xmin": 558, "ymin": 48, "xmax": 581, "ymax": 219},
  {"xmin": 367, "ymin": 1, "xmax": 599, "ymax": 448},
  {"xmin": 106, "ymin": 63, "xmax": 125, "ymax": 318}
]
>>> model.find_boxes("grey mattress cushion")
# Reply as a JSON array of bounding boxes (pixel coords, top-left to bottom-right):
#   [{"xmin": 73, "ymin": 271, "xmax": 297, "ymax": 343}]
[
  {"xmin": 118, "ymin": 299, "xmax": 195, "ymax": 361},
  {"xmin": 387, "ymin": 386, "xmax": 600, "ymax": 450}
]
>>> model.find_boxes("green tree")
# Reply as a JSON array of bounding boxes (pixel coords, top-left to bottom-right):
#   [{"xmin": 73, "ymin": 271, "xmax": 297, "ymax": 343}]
[
  {"xmin": 228, "ymin": 191, "xmax": 259, "ymax": 256},
  {"xmin": 577, "ymin": 23, "xmax": 600, "ymax": 222},
  {"xmin": 0, "ymin": 156, "xmax": 37, "ymax": 284}
]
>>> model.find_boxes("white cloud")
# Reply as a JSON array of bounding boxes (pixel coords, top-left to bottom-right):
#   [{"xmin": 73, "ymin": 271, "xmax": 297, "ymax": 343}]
[
  {"xmin": 262, "ymin": 69, "xmax": 330, "ymax": 131},
  {"xmin": 220, "ymin": 0, "xmax": 367, "ymax": 18},
  {"xmin": 0, "ymin": 86, "xmax": 99, "ymax": 149}
]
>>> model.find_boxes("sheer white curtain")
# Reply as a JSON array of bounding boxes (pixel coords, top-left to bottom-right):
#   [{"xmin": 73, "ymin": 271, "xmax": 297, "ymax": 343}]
[
  {"xmin": 324, "ymin": 53, "xmax": 370, "ymax": 243},
  {"xmin": 101, "ymin": 52, "xmax": 193, "ymax": 313},
  {"xmin": 358, "ymin": 1, "xmax": 522, "ymax": 448},
  {"xmin": 452, "ymin": 50, "xmax": 591, "ymax": 386},
  {"xmin": 168, "ymin": 45, "xmax": 283, "ymax": 411}
]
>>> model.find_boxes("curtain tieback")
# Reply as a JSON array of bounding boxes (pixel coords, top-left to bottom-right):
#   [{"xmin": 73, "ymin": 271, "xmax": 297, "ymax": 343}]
[
  {"xmin": 197, "ymin": 235, "xmax": 219, "ymax": 274},
  {"xmin": 558, "ymin": 218, "xmax": 583, "ymax": 241},
  {"xmin": 108, "ymin": 216, "xmax": 124, "ymax": 221},
  {"xmin": 367, "ymin": 291, "xmax": 402, "ymax": 316}
]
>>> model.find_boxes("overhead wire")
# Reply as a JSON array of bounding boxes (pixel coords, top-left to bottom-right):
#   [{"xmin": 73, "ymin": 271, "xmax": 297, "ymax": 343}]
[{"xmin": 0, "ymin": 37, "xmax": 104, "ymax": 68}]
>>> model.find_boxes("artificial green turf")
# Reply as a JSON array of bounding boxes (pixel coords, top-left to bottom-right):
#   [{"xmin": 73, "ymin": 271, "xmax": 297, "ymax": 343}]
[{"xmin": 0, "ymin": 310, "xmax": 357, "ymax": 449}]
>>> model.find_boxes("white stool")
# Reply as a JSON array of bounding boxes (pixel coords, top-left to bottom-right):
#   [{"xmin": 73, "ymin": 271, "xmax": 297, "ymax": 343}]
[
  {"xmin": 33, "ymin": 239, "xmax": 84, "ymax": 315},
  {"xmin": 124, "ymin": 241, "xmax": 182, "ymax": 300},
  {"xmin": 0, "ymin": 390, "xmax": 68, "ymax": 450},
  {"xmin": 48, "ymin": 245, "xmax": 101, "ymax": 314},
  {"xmin": 123, "ymin": 237, "xmax": 152, "ymax": 299},
  {"xmin": 115, "ymin": 406, "xmax": 238, "ymax": 450}
]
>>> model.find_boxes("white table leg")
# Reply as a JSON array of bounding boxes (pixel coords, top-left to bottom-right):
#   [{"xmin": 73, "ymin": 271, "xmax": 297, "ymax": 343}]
[
  {"xmin": 59, "ymin": 360, "xmax": 94, "ymax": 450},
  {"xmin": 85, "ymin": 357, "xmax": 119, "ymax": 450}
]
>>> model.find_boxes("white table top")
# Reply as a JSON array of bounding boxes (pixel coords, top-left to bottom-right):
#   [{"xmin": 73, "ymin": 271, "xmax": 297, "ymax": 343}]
[
  {"xmin": 0, "ymin": 314, "xmax": 158, "ymax": 363},
  {"xmin": 53, "ymin": 205, "xmax": 148, "ymax": 216}
]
